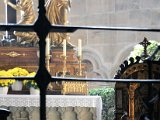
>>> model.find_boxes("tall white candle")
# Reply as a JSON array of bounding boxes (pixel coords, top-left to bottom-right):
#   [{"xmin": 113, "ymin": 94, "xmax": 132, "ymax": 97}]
[
  {"xmin": 45, "ymin": 37, "xmax": 50, "ymax": 56},
  {"xmin": 63, "ymin": 39, "xmax": 66, "ymax": 56},
  {"xmin": 78, "ymin": 39, "xmax": 82, "ymax": 56}
]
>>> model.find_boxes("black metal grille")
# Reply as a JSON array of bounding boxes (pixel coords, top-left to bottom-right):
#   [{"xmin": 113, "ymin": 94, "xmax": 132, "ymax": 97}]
[{"xmin": 0, "ymin": 0, "xmax": 160, "ymax": 120}]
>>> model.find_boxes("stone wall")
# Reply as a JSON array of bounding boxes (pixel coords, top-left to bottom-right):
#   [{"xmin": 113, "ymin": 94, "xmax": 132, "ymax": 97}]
[
  {"xmin": 69, "ymin": 0, "xmax": 160, "ymax": 78},
  {"xmin": 0, "ymin": 0, "xmax": 160, "ymax": 78}
]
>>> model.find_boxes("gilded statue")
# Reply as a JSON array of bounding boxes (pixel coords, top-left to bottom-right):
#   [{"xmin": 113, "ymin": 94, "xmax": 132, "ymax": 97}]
[
  {"xmin": 45, "ymin": 0, "xmax": 71, "ymax": 46},
  {"xmin": 4, "ymin": 0, "xmax": 38, "ymax": 46},
  {"xmin": 4, "ymin": 0, "xmax": 72, "ymax": 47}
]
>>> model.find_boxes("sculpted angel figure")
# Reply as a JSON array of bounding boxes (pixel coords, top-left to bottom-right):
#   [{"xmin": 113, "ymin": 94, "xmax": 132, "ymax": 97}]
[
  {"xmin": 45, "ymin": 0, "xmax": 71, "ymax": 46},
  {"xmin": 4, "ymin": 0, "xmax": 72, "ymax": 47},
  {"xmin": 4, "ymin": 0, "xmax": 38, "ymax": 46}
]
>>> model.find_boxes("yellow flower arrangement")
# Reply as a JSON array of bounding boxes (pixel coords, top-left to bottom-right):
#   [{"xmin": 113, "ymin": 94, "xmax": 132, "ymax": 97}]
[
  {"xmin": 23, "ymin": 72, "xmax": 38, "ymax": 89},
  {"xmin": 0, "ymin": 70, "xmax": 15, "ymax": 87},
  {"xmin": 7, "ymin": 67, "xmax": 29, "ymax": 77}
]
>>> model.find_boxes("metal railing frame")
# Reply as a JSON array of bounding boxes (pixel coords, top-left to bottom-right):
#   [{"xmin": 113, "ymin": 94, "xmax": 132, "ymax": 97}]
[{"xmin": 0, "ymin": 0, "xmax": 160, "ymax": 120}]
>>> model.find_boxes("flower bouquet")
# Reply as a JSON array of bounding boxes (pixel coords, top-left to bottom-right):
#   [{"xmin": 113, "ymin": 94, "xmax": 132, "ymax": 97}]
[
  {"xmin": 23, "ymin": 72, "xmax": 39, "ymax": 94},
  {"xmin": 0, "ymin": 70, "xmax": 15, "ymax": 94},
  {"xmin": 23, "ymin": 72, "xmax": 38, "ymax": 89},
  {"xmin": 7, "ymin": 67, "xmax": 29, "ymax": 77},
  {"xmin": 7, "ymin": 67, "xmax": 29, "ymax": 91}
]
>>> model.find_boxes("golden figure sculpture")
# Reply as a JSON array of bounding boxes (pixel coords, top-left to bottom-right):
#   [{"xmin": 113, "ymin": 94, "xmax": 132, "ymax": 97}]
[
  {"xmin": 45, "ymin": 0, "xmax": 71, "ymax": 46},
  {"xmin": 4, "ymin": 0, "xmax": 72, "ymax": 46},
  {"xmin": 4, "ymin": 0, "xmax": 38, "ymax": 45}
]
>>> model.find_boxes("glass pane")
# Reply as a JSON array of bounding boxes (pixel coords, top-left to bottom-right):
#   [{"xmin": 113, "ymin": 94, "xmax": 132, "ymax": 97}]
[{"xmin": 0, "ymin": 1, "xmax": 160, "ymax": 120}]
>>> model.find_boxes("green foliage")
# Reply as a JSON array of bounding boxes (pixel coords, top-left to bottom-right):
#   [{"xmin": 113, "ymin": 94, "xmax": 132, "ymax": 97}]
[
  {"xmin": 89, "ymin": 87, "xmax": 115, "ymax": 120},
  {"xmin": 23, "ymin": 72, "xmax": 38, "ymax": 89},
  {"xmin": 129, "ymin": 40, "xmax": 160, "ymax": 60}
]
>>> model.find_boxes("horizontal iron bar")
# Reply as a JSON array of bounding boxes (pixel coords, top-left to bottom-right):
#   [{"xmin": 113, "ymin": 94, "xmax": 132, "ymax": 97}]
[
  {"xmin": 1, "ymin": 24, "xmax": 160, "ymax": 32},
  {"xmin": 0, "ymin": 76, "xmax": 160, "ymax": 83},
  {"xmin": 52, "ymin": 77, "xmax": 160, "ymax": 83},
  {"xmin": 0, "ymin": 24, "xmax": 34, "ymax": 32},
  {"xmin": 0, "ymin": 76, "xmax": 34, "ymax": 80}
]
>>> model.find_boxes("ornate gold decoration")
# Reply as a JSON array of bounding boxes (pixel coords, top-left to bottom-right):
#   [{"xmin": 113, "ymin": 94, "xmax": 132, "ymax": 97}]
[
  {"xmin": 62, "ymin": 81, "xmax": 88, "ymax": 95},
  {"xmin": 78, "ymin": 56, "xmax": 82, "ymax": 76},
  {"xmin": 1, "ymin": 51, "xmax": 26, "ymax": 58},
  {"xmin": 128, "ymin": 83, "xmax": 139, "ymax": 120},
  {"xmin": 62, "ymin": 55, "xmax": 67, "ymax": 77}
]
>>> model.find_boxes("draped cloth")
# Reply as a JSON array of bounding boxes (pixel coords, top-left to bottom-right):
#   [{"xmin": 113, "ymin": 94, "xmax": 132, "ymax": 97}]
[
  {"xmin": 45, "ymin": 0, "xmax": 71, "ymax": 46},
  {"xmin": 13, "ymin": 0, "xmax": 38, "ymax": 45},
  {"xmin": 16, "ymin": 0, "xmax": 35, "ymax": 24},
  {"xmin": 7, "ymin": 0, "xmax": 72, "ymax": 46}
]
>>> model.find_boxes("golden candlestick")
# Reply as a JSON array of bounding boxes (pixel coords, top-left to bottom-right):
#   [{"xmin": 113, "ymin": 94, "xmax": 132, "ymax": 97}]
[
  {"xmin": 45, "ymin": 54, "xmax": 51, "ymax": 72},
  {"xmin": 78, "ymin": 56, "xmax": 82, "ymax": 76},
  {"xmin": 45, "ymin": 37, "xmax": 51, "ymax": 72},
  {"xmin": 62, "ymin": 55, "xmax": 67, "ymax": 77},
  {"xmin": 45, "ymin": 37, "xmax": 52, "ymax": 90},
  {"xmin": 77, "ymin": 39, "xmax": 82, "ymax": 76},
  {"xmin": 62, "ymin": 39, "xmax": 67, "ymax": 77}
]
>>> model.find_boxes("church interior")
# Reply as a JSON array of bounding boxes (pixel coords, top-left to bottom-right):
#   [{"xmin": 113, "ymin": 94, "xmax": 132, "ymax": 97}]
[{"xmin": 0, "ymin": 0, "xmax": 160, "ymax": 120}]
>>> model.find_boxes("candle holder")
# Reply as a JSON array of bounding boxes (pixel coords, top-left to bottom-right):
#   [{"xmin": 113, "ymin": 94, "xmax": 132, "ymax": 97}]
[
  {"xmin": 62, "ymin": 55, "xmax": 67, "ymax": 77},
  {"xmin": 46, "ymin": 54, "xmax": 53, "ymax": 90},
  {"xmin": 78, "ymin": 56, "xmax": 82, "ymax": 76},
  {"xmin": 45, "ymin": 37, "xmax": 51, "ymax": 72},
  {"xmin": 45, "ymin": 54, "xmax": 51, "ymax": 72}
]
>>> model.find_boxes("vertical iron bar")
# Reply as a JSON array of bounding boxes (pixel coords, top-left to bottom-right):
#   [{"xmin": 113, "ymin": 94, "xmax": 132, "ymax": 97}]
[
  {"xmin": 40, "ymin": 85, "xmax": 47, "ymax": 120},
  {"xmin": 37, "ymin": 0, "xmax": 48, "ymax": 120},
  {"xmin": 147, "ymin": 61, "xmax": 153, "ymax": 119},
  {"xmin": 39, "ymin": 41, "xmax": 47, "ymax": 120}
]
